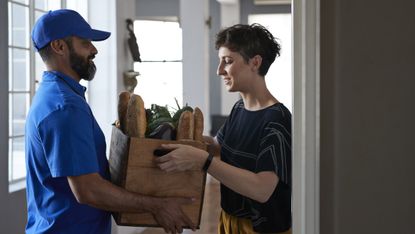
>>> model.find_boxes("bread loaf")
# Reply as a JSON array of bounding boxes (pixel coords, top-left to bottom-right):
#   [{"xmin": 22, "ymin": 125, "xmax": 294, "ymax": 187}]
[
  {"xmin": 126, "ymin": 94, "xmax": 146, "ymax": 138},
  {"xmin": 193, "ymin": 107, "xmax": 204, "ymax": 142},
  {"xmin": 176, "ymin": 110, "xmax": 194, "ymax": 140},
  {"xmin": 117, "ymin": 91, "xmax": 131, "ymax": 134}
]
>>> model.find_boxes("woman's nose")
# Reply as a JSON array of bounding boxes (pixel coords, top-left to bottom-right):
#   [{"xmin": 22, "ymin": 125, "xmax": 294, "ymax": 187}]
[{"xmin": 217, "ymin": 63, "xmax": 225, "ymax": 76}]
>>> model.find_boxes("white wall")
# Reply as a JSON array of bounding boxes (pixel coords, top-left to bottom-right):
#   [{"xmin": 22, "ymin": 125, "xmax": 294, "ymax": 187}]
[
  {"xmin": 180, "ymin": 0, "xmax": 211, "ymax": 135},
  {"xmin": 217, "ymin": 1, "xmax": 241, "ymax": 115},
  {"xmin": 88, "ymin": 0, "xmax": 118, "ymax": 155}
]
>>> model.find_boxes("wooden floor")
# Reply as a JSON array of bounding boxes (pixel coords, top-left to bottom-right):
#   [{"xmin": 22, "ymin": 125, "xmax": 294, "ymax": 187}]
[{"xmin": 139, "ymin": 177, "xmax": 221, "ymax": 234}]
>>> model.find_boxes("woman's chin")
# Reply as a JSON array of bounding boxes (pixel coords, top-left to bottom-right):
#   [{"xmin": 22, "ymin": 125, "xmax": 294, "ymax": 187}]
[{"xmin": 226, "ymin": 87, "xmax": 237, "ymax": 92}]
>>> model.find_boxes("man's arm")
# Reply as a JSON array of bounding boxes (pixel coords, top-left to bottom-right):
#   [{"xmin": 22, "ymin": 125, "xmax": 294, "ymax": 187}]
[{"xmin": 67, "ymin": 173, "xmax": 195, "ymax": 233}]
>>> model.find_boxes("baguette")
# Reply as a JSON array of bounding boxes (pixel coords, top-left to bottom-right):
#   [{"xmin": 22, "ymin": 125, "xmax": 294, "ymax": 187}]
[
  {"xmin": 126, "ymin": 94, "xmax": 146, "ymax": 138},
  {"xmin": 193, "ymin": 107, "xmax": 204, "ymax": 142},
  {"xmin": 117, "ymin": 91, "xmax": 131, "ymax": 134},
  {"xmin": 176, "ymin": 110, "xmax": 194, "ymax": 140}
]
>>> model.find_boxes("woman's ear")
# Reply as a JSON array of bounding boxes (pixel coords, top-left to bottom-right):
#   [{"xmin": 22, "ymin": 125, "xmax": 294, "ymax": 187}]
[{"xmin": 250, "ymin": 55, "xmax": 263, "ymax": 72}]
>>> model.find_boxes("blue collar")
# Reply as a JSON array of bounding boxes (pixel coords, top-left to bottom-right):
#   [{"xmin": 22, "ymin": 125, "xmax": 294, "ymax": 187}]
[{"xmin": 43, "ymin": 71, "xmax": 87, "ymax": 98}]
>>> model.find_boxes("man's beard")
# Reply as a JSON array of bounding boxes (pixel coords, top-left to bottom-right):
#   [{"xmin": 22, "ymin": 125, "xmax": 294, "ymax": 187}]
[{"xmin": 68, "ymin": 46, "xmax": 96, "ymax": 81}]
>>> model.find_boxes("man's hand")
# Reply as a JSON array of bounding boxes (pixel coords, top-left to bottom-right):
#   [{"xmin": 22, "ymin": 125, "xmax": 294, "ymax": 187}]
[{"xmin": 152, "ymin": 197, "xmax": 196, "ymax": 234}]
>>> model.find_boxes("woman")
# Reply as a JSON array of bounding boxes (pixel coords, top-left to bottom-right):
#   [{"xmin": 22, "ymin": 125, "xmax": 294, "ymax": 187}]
[{"xmin": 156, "ymin": 23, "xmax": 291, "ymax": 234}]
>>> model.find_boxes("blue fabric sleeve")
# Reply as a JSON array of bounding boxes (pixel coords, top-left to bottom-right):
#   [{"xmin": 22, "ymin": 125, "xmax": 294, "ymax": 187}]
[{"xmin": 38, "ymin": 105, "xmax": 99, "ymax": 177}]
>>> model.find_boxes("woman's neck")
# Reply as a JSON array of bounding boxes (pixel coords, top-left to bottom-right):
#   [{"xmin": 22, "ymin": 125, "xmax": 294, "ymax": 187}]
[{"xmin": 239, "ymin": 79, "xmax": 278, "ymax": 111}]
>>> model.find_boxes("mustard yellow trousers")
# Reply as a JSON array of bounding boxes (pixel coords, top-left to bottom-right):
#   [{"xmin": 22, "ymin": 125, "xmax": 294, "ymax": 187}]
[{"xmin": 218, "ymin": 210, "xmax": 292, "ymax": 234}]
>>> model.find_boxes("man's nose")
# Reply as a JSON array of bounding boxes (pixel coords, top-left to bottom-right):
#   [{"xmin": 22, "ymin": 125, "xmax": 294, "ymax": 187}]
[{"xmin": 90, "ymin": 43, "xmax": 98, "ymax": 55}]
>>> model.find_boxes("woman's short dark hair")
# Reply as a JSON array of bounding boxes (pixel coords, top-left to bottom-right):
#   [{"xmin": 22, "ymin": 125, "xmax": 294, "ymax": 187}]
[{"xmin": 215, "ymin": 23, "xmax": 281, "ymax": 76}]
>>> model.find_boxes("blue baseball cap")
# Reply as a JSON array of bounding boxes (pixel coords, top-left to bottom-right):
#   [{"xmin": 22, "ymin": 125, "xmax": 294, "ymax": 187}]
[{"xmin": 32, "ymin": 9, "xmax": 111, "ymax": 51}]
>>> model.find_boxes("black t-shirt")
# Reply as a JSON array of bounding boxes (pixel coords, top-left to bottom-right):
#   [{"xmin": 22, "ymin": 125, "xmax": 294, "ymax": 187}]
[{"xmin": 216, "ymin": 100, "xmax": 292, "ymax": 233}]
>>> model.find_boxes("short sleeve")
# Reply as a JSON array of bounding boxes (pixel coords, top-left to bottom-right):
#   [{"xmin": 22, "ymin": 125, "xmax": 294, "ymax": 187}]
[
  {"xmin": 38, "ymin": 106, "xmax": 99, "ymax": 177},
  {"xmin": 256, "ymin": 122, "xmax": 292, "ymax": 186}
]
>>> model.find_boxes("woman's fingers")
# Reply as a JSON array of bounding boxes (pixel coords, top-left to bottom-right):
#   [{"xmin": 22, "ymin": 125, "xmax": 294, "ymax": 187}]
[
  {"xmin": 160, "ymin": 143, "xmax": 180, "ymax": 149},
  {"xmin": 155, "ymin": 144, "xmax": 203, "ymax": 172},
  {"xmin": 155, "ymin": 154, "xmax": 172, "ymax": 163}
]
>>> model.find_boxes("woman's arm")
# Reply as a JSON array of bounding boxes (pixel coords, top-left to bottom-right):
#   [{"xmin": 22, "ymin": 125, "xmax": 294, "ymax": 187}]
[
  {"xmin": 203, "ymin": 135, "xmax": 221, "ymax": 156},
  {"xmin": 155, "ymin": 144, "xmax": 278, "ymax": 203}
]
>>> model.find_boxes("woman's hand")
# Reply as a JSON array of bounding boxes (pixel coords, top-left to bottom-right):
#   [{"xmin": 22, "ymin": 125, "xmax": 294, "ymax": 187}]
[
  {"xmin": 154, "ymin": 144, "xmax": 209, "ymax": 172},
  {"xmin": 155, "ymin": 143, "xmax": 278, "ymax": 203}
]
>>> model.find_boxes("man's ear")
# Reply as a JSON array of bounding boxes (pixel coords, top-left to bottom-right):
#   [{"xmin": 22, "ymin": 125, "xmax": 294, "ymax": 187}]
[
  {"xmin": 49, "ymin": 39, "xmax": 67, "ymax": 56},
  {"xmin": 250, "ymin": 55, "xmax": 263, "ymax": 72}
]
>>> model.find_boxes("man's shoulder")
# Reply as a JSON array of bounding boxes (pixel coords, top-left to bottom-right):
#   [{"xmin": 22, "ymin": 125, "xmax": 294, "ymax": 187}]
[{"xmin": 27, "ymin": 83, "xmax": 90, "ymax": 128}]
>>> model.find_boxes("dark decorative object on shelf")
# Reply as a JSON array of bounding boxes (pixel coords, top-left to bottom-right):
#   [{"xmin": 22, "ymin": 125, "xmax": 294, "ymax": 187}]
[{"xmin": 126, "ymin": 18, "xmax": 141, "ymax": 62}]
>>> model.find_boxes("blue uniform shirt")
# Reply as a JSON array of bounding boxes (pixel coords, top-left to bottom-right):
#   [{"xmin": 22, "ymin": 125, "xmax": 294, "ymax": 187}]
[{"xmin": 25, "ymin": 71, "xmax": 111, "ymax": 234}]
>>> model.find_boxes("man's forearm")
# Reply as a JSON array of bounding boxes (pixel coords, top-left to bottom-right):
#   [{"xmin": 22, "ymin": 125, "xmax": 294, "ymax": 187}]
[
  {"xmin": 68, "ymin": 173, "xmax": 159, "ymax": 213},
  {"xmin": 68, "ymin": 172, "xmax": 196, "ymax": 233}
]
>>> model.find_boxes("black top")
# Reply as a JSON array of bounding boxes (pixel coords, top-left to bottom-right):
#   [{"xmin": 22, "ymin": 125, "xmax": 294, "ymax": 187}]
[{"xmin": 216, "ymin": 99, "xmax": 292, "ymax": 233}]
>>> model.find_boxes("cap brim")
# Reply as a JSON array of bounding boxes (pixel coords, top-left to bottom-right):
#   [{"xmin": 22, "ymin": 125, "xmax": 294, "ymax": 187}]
[{"xmin": 83, "ymin": 29, "xmax": 111, "ymax": 41}]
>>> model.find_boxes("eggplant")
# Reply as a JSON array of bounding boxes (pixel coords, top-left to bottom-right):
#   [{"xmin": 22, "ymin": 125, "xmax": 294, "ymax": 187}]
[{"xmin": 148, "ymin": 122, "xmax": 176, "ymax": 140}]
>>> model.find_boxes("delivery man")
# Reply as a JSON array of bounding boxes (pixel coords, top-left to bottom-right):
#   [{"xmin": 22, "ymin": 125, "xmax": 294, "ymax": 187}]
[{"xmin": 25, "ymin": 9, "xmax": 194, "ymax": 234}]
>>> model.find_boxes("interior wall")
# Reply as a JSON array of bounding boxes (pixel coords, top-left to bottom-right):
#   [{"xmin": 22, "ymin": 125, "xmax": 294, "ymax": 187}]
[
  {"xmin": 320, "ymin": 0, "xmax": 415, "ymax": 233},
  {"xmin": 240, "ymin": 0, "xmax": 291, "ymax": 24},
  {"xmin": 0, "ymin": 0, "xmax": 27, "ymax": 233},
  {"xmin": 208, "ymin": 0, "xmax": 221, "ymax": 116},
  {"xmin": 136, "ymin": 0, "xmax": 179, "ymax": 18},
  {"xmin": 88, "ymin": 0, "xmax": 118, "ymax": 155},
  {"xmin": 180, "ymin": 0, "xmax": 211, "ymax": 134}
]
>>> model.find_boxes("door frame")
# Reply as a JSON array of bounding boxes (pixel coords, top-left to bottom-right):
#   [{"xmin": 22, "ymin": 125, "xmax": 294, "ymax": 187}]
[{"xmin": 292, "ymin": 0, "xmax": 320, "ymax": 233}]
